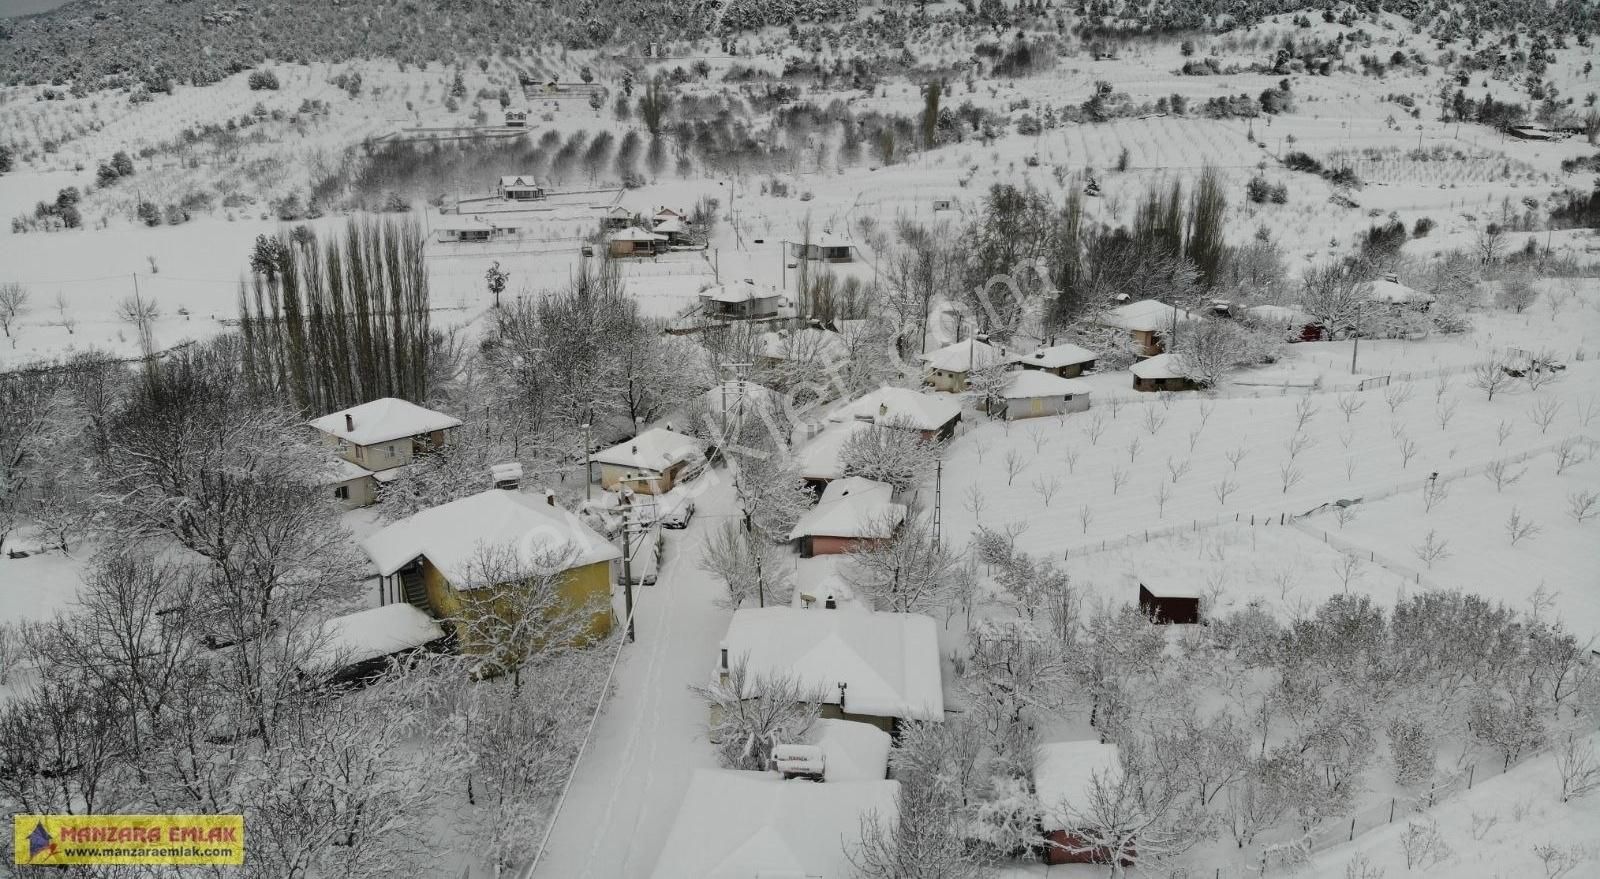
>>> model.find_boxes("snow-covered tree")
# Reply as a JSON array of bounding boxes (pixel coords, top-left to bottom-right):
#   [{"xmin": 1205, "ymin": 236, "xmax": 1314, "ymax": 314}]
[
  {"xmin": 700, "ymin": 518, "xmax": 793, "ymax": 609},
  {"xmin": 839, "ymin": 419, "xmax": 942, "ymax": 494},
  {"xmin": 693, "ymin": 657, "xmax": 825, "ymax": 771},
  {"xmin": 844, "ymin": 513, "xmax": 961, "ymax": 614},
  {"xmin": 1298, "ymin": 262, "xmax": 1372, "ymax": 338}
]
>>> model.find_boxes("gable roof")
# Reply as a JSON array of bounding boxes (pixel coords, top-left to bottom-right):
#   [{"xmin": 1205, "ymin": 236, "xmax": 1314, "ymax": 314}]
[
  {"xmin": 653, "ymin": 216, "xmax": 687, "ymax": 234},
  {"xmin": 1101, "ymin": 299, "xmax": 1202, "ymax": 332},
  {"xmin": 499, "ymin": 175, "xmax": 542, "ymax": 188},
  {"xmin": 360, "ymin": 489, "xmax": 620, "ymax": 583},
  {"xmin": 723, "ymin": 607, "xmax": 945, "ymax": 721},
  {"xmin": 829, "ymin": 386, "xmax": 961, "ymax": 432},
  {"xmin": 601, "ymin": 204, "xmax": 634, "ymax": 218},
  {"xmin": 610, "ymin": 225, "xmax": 668, "ymax": 242},
  {"xmin": 1130, "ymin": 352, "xmax": 1183, "ymax": 380},
  {"xmin": 650, "ymin": 770, "xmax": 899, "ymax": 879},
  {"xmin": 304, "ymin": 603, "xmax": 446, "ymax": 672},
  {"xmin": 1012, "ymin": 342, "xmax": 1099, "ymax": 369},
  {"xmin": 921, "ymin": 338, "xmax": 1004, "ymax": 373},
  {"xmin": 700, "ymin": 279, "xmax": 781, "ymax": 304},
  {"xmin": 309, "ymin": 398, "xmax": 462, "ymax": 446},
  {"xmin": 793, "ymin": 420, "xmax": 874, "ymax": 482},
  {"xmin": 1368, "ymin": 275, "xmax": 1435, "ymax": 304},
  {"xmin": 1035, "ymin": 741, "xmax": 1123, "ymax": 832},
  {"xmin": 589, "ymin": 427, "xmax": 702, "ymax": 473},
  {"xmin": 1001, "ymin": 370, "xmax": 1091, "ymax": 399},
  {"xmin": 805, "ymin": 718, "xmax": 893, "ymax": 782},
  {"xmin": 788, "ymin": 477, "xmax": 905, "ymax": 540}
]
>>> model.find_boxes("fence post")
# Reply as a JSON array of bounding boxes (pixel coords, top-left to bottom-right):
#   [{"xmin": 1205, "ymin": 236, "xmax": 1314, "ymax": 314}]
[
  {"xmin": 1349, "ymin": 816, "xmax": 1356, "ymax": 841},
  {"xmin": 1467, "ymin": 764, "xmax": 1475, "ymax": 789},
  {"xmin": 1388, "ymin": 798, "xmax": 1395, "ymax": 823}
]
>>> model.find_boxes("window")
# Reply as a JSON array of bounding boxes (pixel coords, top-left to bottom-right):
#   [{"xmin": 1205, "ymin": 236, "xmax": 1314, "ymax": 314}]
[
  {"xmin": 1063, "ymin": 394, "xmax": 1073, "ymax": 401},
  {"xmin": 385, "ymin": 444, "xmax": 396, "ymax": 458},
  {"xmin": 333, "ymin": 485, "xmax": 350, "ymax": 500},
  {"xmin": 354, "ymin": 445, "xmax": 366, "ymax": 462}
]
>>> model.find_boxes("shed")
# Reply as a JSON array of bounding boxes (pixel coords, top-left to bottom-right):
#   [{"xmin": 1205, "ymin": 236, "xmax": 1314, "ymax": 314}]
[
  {"xmin": 1011, "ymin": 342, "xmax": 1099, "ymax": 377},
  {"xmin": 303, "ymin": 603, "xmax": 448, "ymax": 686},
  {"xmin": 650, "ymin": 770, "xmax": 899, "ymax": 879},
  {"xmin": 1034, "ymin": 741, "xmax": 1128, "ymax": 866},
  {"xmin": 790, "ymin": 230, "xmax": 856, "ymax": 263},
  {"xmin": 793, "ymin": 420, "xmax": 874, "ymax": 488},
  {"xmin": 599, "ymin": 204, "xmax": 635, "ymax": 229},
  {"xmin": 998, "ymin": 371, "xmax": 1092, "ymax": 420},
  {"xmin": 1367, "ymin": 272, "xmax": 1435, "ymax": 309},
  {"xmin": 1138, "ymin": 579, "xmax": 1201, "ymax": 624}
]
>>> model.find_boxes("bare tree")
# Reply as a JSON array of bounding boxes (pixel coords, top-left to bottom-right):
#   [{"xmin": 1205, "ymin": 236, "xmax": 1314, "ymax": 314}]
[
  {"xmin": 1214, "ymin": 476, "xmax": 1239, "ymax": 505},
  {"xmin": 0, "ymin": 282, "xmax": 30, "ymax": 341},
  {"xmin": 1083, "ymin": 413, "xmax": 1108, "ymax": 445},
  {"xmin": 1397, "ymin": 436, "xmax": 1419, "ymax": 469},
  {"xmin": 1569, "ymin": 489, "xmax": 1599, "ymax": 523},
  {"xmin": 1472, "ymin": 359, "xmax": 1516, "ymax": 400},
  {"xmin": 844, "ymin": 514, "xmax": 961, "ymax": 615},
  {"xmin": 1335, "ymin": 504, "xmax": 1359, "ymax": 529},
  {"xmin": 1336, "ymin": 392, "xmax": 1365, "ymax": 422},
  {"xmin": 1002, "ymin": 448, "xmax": 1027, "ymax": 486},
  {"xmin": 1435, "ymin": 398, "xmax": 1459, "ymax": 431},
  {"xmin": 1064, "ymin": 447, "xmax": 1081, "ymax": 473},
  {"xmin": 52, "ymin": 291, "xmax": 76, "ymax": 336},
  {"xmin": 1528, "ymin": 396, "xmax": 1563, "ymax": 434},
  {"xmin": 1421, "ymin": 477, "xmax": 1450, "ymax": 513},
  {"xmin": 1165, "ymin": 456, "xmax": 1191, "ymax": 483},
  {"xmin": 1155, "ymin": 482, "xmax": 1173, "ymax": 518},
  {"xmin": 1225, "ymin": 444, "xmax": 1250, "ymax": 471},
  {"xmin": 1485, "ymin": 458, "xmax": 1526, "ymax": 492},
  {"xmin": 1497, "ymin": 272, "xmax": 1538, "ymax": 313},
  {"xmin": 1111, "ymin": 467, "xmax": 1130, "ymax": 495},
  {"xmin": 1525, "ymin": 353, "xmax": 1564, "ymax": 392},
  {"xmin": 1278, "ymin": 461, "xmax": 1304, "ymax": 494},
  {"xmin": 1299, "ymin": 262, "xmax": 1372, "ymax": 338},
  {"xmin": 1032, "ymin": 474, "xmax": 1063, "ymax": 507},
  {"xmin": 1168, "ymin": 318, "xmax": 1257, "ymax": 387},
  {"xmin": 1293, "ymin": 397, "xmax": 1320, "ymax": 431},
  {"xmin": 1414, "ymin": 529, "xmax": 1450, "ymax": 567},
  {"xmin": 693, "ymin": 658, "xmax": 826, "ymax": 771},
  {"xmin": 1556, "ymin": 735, "xmax": 1600, "ymax": 802},
  {"xmin": 1286, "ymin": 431, "xmax": 1315, "ymax": 460},
  {"xmin": 1042, "ymin": 751, "xmax": 1202, "ymax": 877},
  {"xmin": 1142, "ymin": 404, "xmax": 1167, "ymax": 435},
  {"xmin": 1078, "ymin": 504, "xmax": 1094, "ymax": 534},
  {"xmin": 1383, "ymin": 382, "xmax": 1414, "ymax": 413},
  {"xmin": 1530, "ymin": 842, "xmax": 1589, "ymax": 879},
  {"xmin": 840, "ymin": 420, "xmax": 942, "ymax": 494},
  {"xmin": 1332, "ymin": 554, "xmax": 1364, "ymax": 592},
  {"xmin": 1554, "ymin": 438, "xmax": 1588, "ymax": 475},
  {"xmin": 1126, "ymin": 435, "xmax": 1143, "ymax": 463},
  {"xmin": 1497, "ymin": 419, "xmax": 1515, "ymax": 446},
  {"xmin": 1506, "ymin": 507, "xmax": 1541, "ymax": 545},
  {"xmin": 1399, "ymin": 818, "xmax": 1451, "ymax": 870},
  {"xmin": 700, "ymin": 519, "xmax": 792, "ymax": 609}
]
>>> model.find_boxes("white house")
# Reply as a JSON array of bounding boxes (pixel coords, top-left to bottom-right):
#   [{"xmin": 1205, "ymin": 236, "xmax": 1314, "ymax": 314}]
[
  {"xmin": 498, "ymin": 175, "xmax": 545, "ymax": 201},
  {"xmin": 433, "ymin": 214, "xmax": 499, "ymax": 243},
  {"xmin": 921, "ymin": 338, "xmax": 1005, "ymax": 392},
  {"xmin": 788, "ymin": 476, "xmax": 906, "ymax": 557},
  {"xmin": 718, "ymin": 606, "xmax": 945, "ymax": 731},
  {"xmin": 793, "ymin": 419, "xmax": 874, "ymax": 487},
  {"xmin": 997, "ymin": 370, "xmax": 1092, "ymax": 420},
  {"xmin": 1130, "ymin": 352, "xmax": 1199, "ymax": 392},
  {"xmin": 1100, "ymin": 299, "xmax": 1203, "ymax": 357},
  {"xmin": 698, "ymin": 279, "xmax": 785, "ymax": 321},
  {"xmin": 650, "ymin": 770, "xmax": 899, "ymax": 879},
  {"xmin": 829, "ymin": 386, "xmax": 962, "ymax": 441},
  {"xmin": 790, "ymin": 229, "xmax": 856, "ymax": 263},
  {"xmin": 1011, "ymin": 341, "xmax": 1099, "ymax": 378},
  {"xmin": 589, "ymin": 427, "xmax": 704, "ymax": 495},
  {"xmin": 1368, "ymin": 272, "xmax": 1435, "ymax": 309},
  {"xmin": 309, "ymin": 398, "xmax": 462, "ymax": 506}
]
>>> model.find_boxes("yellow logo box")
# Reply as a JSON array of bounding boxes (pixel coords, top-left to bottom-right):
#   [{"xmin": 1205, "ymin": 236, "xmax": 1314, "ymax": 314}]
[{"xmin": 13, "ymin": 814, "xmax": 244, "ymax": 866}]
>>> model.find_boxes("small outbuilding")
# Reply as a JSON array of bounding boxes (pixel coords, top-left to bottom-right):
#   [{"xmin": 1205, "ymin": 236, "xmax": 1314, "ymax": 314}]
[
  {"xmin": 1035, "ymin": 741, "xmax": 1129, "ymax": 866},
  {"xmin": 790, "ymin": 229, "xmax": 856, "ymax": 263},
  {"xmin": 1245, "ymin": 304, "xmax": 1324, "ymax": 342},
  {"xmin": 755, "ymin": 327, "xmax": 848, "ymax": 370},
  {"xmin": 433, "ymin": 214, "xmax": 499, "ymax": 243},
  {"xmin": 1130, "ymin": 353, "xmax": 1200, "ymax": 392},
  {"xmin": 589, "ymin": 427, "xmax": 704, "ymax": 495},
  {"xmin": 1138, "ymin": 579, "xmax": 1202, "ymax": 624},
  {"xmin": 303, "ymin": 603, "xmax": 448, "ymax": 687},
  {"xmin": 788, "ymin": 477, "xmax": 905, "ymax": 558},
  {"xmin": 599, "ymin": 204, "xmax": 635, "ymax": 230},
  {"xmin": 800, "ymin": 718, "xmax": 893, "ymax": 781},
  {"xmin": 921, "ymin": 338, "xmax": 1004, "ymax": 392},
  {"xmin": 1100, "ymin": 300, "xmax": 1203, "ymax": 357},
  {"xmin": 652, "ymin": 215, "xmax": 690, "ymax": 244},
  {"xmin": 698, "ymin": 279, "xmax": 785, "ymax": 321},
  {"xmin": 793, "ymin": 420, "xmax": 874, "ymax": 489},
  {"xmin": 1367, "ymin": 271, "xmax": 1435, "ymax": 311},
  {"xmin": 1011, "ymin": 342, "xmax": 1099, "ymax": 378},
  {"xmin": 997, "ymin": 371, "xmax": 1092, "ymax": 420}
]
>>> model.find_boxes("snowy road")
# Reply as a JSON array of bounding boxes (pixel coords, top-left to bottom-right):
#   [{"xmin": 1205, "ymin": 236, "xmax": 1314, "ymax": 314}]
[{"xmin": 532, "ymin": 476, "xmax": 736, "ymax": 879}]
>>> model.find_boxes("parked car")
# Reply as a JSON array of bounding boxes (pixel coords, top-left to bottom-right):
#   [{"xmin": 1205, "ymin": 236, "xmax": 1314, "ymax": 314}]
[{"xmin": 660, "ymin": 495, "xmax": 696, "ymax": 529}]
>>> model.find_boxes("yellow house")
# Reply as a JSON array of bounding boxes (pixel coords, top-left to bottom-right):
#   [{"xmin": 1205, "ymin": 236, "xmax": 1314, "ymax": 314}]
[
  {"xmin": 309, "ymin": 397, "xmax": 462, "ymax": 508},
  {"xmin": 919, "ymin": 338, "xmax": 1003, "ymax": 392},
  {"xmin": 590, "ymin": 427, "xmax": 704, "ymax": 495},
  {"xmin": 360, "ymin": 489, "xmax": 622, "ymax": 660}
]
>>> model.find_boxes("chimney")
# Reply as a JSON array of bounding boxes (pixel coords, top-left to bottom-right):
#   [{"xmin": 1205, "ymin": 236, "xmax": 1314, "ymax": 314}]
[
  {"xmin": 878, "ymin": 402, "xmax": 888, "ymax": 418},
  {"xmin": 344, "ymin": 412, "xmax": 354, "ymax": 432},
  {"xmin": 545, "ymin": 488, "xmax": 555, "ymax": 506},
  {"xmin": 718, "ymin": 643, "xmax": 729, "ymax": 673},
  {"xmin": 631, "ymin": 444, "xmax": 638, "ymax": 455}
]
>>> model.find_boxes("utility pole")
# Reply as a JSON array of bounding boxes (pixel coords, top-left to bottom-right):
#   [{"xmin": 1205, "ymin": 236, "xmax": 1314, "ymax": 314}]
[
  {"xmin": 1350, "ymin": 301, "xmax": 1361, "ymax": 375},
  {"xmin": 932, "ymin": 459, "xmax": 943, "ymax": 548},
  {"xmin": 581, "ymin": 420, "xmax": 593, "ymax": 501}
]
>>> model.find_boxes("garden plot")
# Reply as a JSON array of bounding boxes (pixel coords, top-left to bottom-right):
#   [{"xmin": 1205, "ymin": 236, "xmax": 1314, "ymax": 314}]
[{"xmin": 1302, "ymin": 446, "xmax": 1600, "ymax": 635}]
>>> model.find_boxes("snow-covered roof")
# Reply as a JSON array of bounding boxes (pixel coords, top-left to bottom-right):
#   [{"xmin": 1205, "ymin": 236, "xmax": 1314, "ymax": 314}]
[
  {"xmin": 654, "ymin": 206, "xmax": 684, "ymax": 219},
  {"xmin": 828, "ymin": 386, "xmax": 961, "ymax": 432},
  {"xmin": 318, "ymin": 457, "xmax": 375, "ymax": 485},
  {"xmin": 434, "ymin": 214, "xmax": 498, "ymax": 232},
  {"xmin": 589, "ymin": 427, "xmax": 703, "ymax": 473},
  {"xmin": 309, "ymin": 398, "xmax": 462, "ymax": 446},
  {"xmin": 1035, "ymin": 741, "xmax": 1123, "ymax": 832},
  {"xmin": 1367, "ymin": 276, "xmax": 1435, "ymax": 304},
  {"xmin": 921, "ymin": 338, "xmax": 1004, "ymax": 373},
  {"xmin": 305, "ymin": 603, "xmax": 445, "ymax": 671},
  {"xmin": 653, "ymin": 216, "xmax": 686, "ymax": 234},
  {"xmin": 1131, "ymin": 353, "xmax": 1182, "ymax": 380},
  {"xmin": 1140, "ymin": 577, "xmax": 1201, "ymax": 599},
  {"xmin": 723, "ymin": 607, "xmax": 945, "ymax": 721},
  {"xmin": 602, "ymin": 204, "xmax": 633, "ymax": 218},
  {"xmin": 499, "ymin": 175, "xmax": 542, "ymax": 189},
  {"xmin": 804, "ymin": 718, "xmax": 892, "ymax": 782},
  {"xmin": 794, "ymin": 420, "xmax": 874, "ymax": 481},
  {"xmin": 813, "ymin": 229, "xmax": 853, "ymax": 249},
  {"xmin": 1101, "ymin": 299, "xmax": 1201, "ymax": 332},
  {"xmin": 1001, "ymin": 370, "xmax": 1091, "ymax": 400},
  {"xmin": 610, "ymin": 225, "xmax": 668, "ymax": 242},
  {"xmin": 1244, "ymin": 304, "xmax": 1315, "ymax": 325},
  {"xmin": 650, "ymin": 770, "xmax": 899, "ymax": 879},
  {"xmin": 360, "ymin": 489, "xmax": 621, "ymax": 583},
  {"xmin": 1012, "ymin": 342, "xmax": 1099, "ymax": 370},
  {"xmin": 788, "ymin": 477, "xmax": 906, "ymax": 540},
  {"xmin": 757, "ymin": 327, "xmax": 848, "ymax": 363},
  {"xmin": 700, "ymin": 279, "xmax": 781, "ymax": 304}
]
